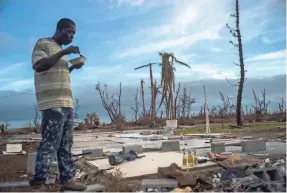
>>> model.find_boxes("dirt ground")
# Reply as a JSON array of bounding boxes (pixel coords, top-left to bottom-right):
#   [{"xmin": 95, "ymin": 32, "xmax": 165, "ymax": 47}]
[{"xmin": 0, "ymin": 142, "xmax": 46, "ymax": 192}]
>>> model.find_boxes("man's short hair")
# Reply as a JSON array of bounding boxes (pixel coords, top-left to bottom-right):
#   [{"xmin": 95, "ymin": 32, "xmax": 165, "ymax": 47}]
[{"xmin": 56, "ymin": 18, "xmax": 75, "ymax": 30}]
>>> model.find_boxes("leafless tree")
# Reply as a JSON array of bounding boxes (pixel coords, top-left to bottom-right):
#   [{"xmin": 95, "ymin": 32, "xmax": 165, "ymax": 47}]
[
  {"xmin": 217, "ymin": 91, "xmax": 231, "ymax": 128},
  {"xmin": 134, "ymin": 63, "xmax": 160, "ymax": 124},
  {"xmin": 131, "ymin": 87, "xmax": 140, "ymax": 122},
  {"xmin": 209, "ymin": 106, "xmax": 217, "ymax": 117},
  {"xmin": 33, "ymin": 105, "xmax": 40, "ymax": 133},
  {"xmin": 226, "ymin": 0, "xmax": 246, "ymax": 126},
  {"xmin": 252, "ymin": 88, "xmax": 270, "ymax": 115},
  {"xmin": 181, "ymin": 87, "xmax": 188, "ymax": 117},
  {"xmin": 185, "ymin": 92, "xmax": 195, "ymax": 118},
  {"xmin": 74, "ymin": 98, "xmax": 80, "ymax": 119},
  {"xmin": 116, "ymin": 82, "xmax": 122, "ymax": 116},
  {"xmin": 278, "ymin": 98, "xmax": 285, "ymax": 114},
  {"xmin": 95, "ymin": 82, "xmax": 122, "ymax": 123}
]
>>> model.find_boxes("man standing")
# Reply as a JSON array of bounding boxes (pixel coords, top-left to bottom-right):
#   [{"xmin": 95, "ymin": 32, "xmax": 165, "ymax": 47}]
[{"xmin": 29, "ymin": 18, "xmax": 86, "ymax": 191}]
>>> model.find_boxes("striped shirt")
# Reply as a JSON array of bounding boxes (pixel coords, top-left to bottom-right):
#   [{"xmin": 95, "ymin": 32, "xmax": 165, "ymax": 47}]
[{"xmin": 32, "ymin": 38, "xmax": 74, "ymax": 111}]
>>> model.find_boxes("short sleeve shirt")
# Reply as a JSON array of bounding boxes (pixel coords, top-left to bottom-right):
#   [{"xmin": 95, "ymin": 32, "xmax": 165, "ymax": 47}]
[{"xmin": 32, "ymin": 38, "xmax": 74, "ymax": 111}]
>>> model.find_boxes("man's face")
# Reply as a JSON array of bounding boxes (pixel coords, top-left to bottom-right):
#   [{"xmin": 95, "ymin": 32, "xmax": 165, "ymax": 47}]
[{"xmin": 59, "ymin": 24, "xmax": 76, "ymax": 45}]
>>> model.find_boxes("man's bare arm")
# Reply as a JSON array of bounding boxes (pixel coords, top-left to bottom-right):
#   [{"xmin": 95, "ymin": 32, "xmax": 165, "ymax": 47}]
[
  {"xmin": 33, "ymin": 45, "xmax": 80, "ymax": 73},
  {"xmin": 33, "ymin": 51, "xmax": 65, "ymax": 72}
]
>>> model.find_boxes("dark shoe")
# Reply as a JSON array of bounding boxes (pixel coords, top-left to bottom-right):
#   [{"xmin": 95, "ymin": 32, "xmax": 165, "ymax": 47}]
[
  {"xmin": 62, "ymin": 181, "xmax": 87, "ymax": 191},
  {"xmin": 29, "ymin": 178, "xmax": 46, "ymax": 186}
]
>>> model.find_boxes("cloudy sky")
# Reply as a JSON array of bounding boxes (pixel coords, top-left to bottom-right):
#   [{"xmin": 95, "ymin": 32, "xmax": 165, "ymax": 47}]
[{"xmin": 0, "ymin": 0, "xmax": 286, "ymax": 128}]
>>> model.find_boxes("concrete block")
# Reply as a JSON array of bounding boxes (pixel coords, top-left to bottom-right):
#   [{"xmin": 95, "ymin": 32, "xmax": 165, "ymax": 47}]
[
  {"xmin": 27, "ymin": 152, "xmax": 37, "ymax": 175},
  {"xmin": 248, "ymin": 167, "xmax": 283, "ymax": 182},
  {"xmin": 161, "ymin": 140, "xmax": 180, "ymax": 152},
  {"xmin": 82, "ymin": 149, "xmax": 103, "ymax": 158},
  {"xmin": 241, "ymin": 139, "xmax": 266, "ymax": 152},
  {"xmin": 142, "ymin": 178, "xmax": 178, "ymax": 192},
  {"xmin": 133, "ymin": 144, "xmax": 144, "ymax": 154},
  {"xmin": 122, "ymin": 145, "xmax": 143, "ymax": 154},
  {"xmin": 211, "ymin": 142, "xmax": 225, "ymax": 153}
]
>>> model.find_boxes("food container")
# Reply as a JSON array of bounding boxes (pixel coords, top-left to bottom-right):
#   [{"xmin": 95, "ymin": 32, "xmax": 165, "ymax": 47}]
[{"xmin": 68, "ymin": 55, "xmax": 86, "ymax": 65}]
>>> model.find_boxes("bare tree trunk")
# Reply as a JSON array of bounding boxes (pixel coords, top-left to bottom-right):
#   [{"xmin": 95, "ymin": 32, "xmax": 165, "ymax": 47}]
[
  {"xmin": 181, "ymin": 87, "xmax": 187, "ymax": 117},
  {"xmin": 235, "ymin": 0, "xmax": 244, "ymax": 126},
  {"xmin": 74, "ymin": 98, "xmax": 80, "ymax": 119},
  {"xmin": 96, "ymin": 82, "xmax": 118, "ymax": 123},
  {"xmin": 140, "ymin": 79, "xmax": 146, "ymax": 122},
  {"xmin": 117, "ymin": 82, "xmax": 122, "ymax": 116},
  {"xmin": 174, "ymin": 82, "xmax": 181, "ymax": 119},
  {"xmin": 278, "ymin": 98, "xmax": 284, "ymax": 114},
  {"xmin": 131, "ymin": 87, "xmax": 140, "ymax": 122},
  {"xmin": 169, "ymin": 85, "xmax": 174, "ymax": 119},
  {"xmin": 245, "ymin": 105, "xmax": 248, "ymax": 116},
  {"xmin": 227, "ymin": 0, "xmax": 245, "ymax": 126},
  {"xmin": 149, "ymin": 64, "xmax": 155, "ymax": 124}
]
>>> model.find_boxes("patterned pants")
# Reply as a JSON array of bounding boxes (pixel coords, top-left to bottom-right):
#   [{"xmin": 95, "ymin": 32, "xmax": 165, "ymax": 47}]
[{"xmin": 34, "ymin": 107, "xmax": 76, "ymax": 184}]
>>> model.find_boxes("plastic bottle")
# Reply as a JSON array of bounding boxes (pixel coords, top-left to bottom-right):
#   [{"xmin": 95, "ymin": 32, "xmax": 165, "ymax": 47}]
[
  {"xmin": 188, "ymin": 149, "xmax": 194, "ymax": 167},
  {"xmin": 193, "ymin": 150, "xmax": 198, "ymax": 166},
  {"xmin": 182, "ymin": 149, "xmax": 188, "ymax": 167}
]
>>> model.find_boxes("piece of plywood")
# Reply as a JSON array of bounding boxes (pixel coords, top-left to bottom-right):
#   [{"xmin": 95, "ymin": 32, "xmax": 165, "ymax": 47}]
[
  {"xmin": 6, "ymin": 144, "xmax": 22, "ymax": 153},
  {"xmin": 87, "ymin": 152, "xmax": 217, "ymax": 178}
]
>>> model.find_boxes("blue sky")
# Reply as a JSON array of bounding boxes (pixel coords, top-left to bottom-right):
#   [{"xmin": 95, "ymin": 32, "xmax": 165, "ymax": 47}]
[{"xmin": 0, "ymin": 0, "xmax": 286, "ymax": 128}]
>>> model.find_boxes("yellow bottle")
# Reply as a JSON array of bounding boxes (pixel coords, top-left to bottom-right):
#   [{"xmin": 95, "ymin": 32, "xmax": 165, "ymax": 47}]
[
  {"xmin": 182, "ymin": 150, "xmax": 188, "ymax": 167},
  {"xmin": 193, "ymin": 150, "xmax": 198, "ymax": 166},
  {"xmin": 188, "ymin": 149, "xmax": 194, "ymax": 167}
]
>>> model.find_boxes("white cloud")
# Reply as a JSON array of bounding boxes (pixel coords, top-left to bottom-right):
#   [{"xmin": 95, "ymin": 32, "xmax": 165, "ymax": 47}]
[
  {"xmin": 246, "ymin": 50, "xmax": 286, "ymax": 61},
  {"xmin": 115, "ymin": 0, "xmax": 229, "ymax": 58},
  {"xmin": 208, "ymin": 48, "xmax": 223, "ymax": 53},
  {"xmin": 115, "ymin": 0, "xmax": 145, "ymax": 7},
  {"xmin": 0, "ymin": 63, "xmax": 26, "ymax": 76},
  {"xmin": 117, "ymin": 27, "xmax": 222, "ymax": 58},
  {"xmin": 112, "ymin": 0, "xmax": 283, "ymax": 61},
  {"xmin": 176, "ymin": 64, "xmax": 237, "ymax": 80},
  {"xmin": 0, "ymin": 79, "xmax": 33, "ymax": 91}
]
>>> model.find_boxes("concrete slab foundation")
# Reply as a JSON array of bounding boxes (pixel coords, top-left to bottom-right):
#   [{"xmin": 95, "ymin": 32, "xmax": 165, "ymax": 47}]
[
  {"xmin": 87, "ymin": 152, "xmax": 217, "ymax": 178},
  {"xmin": 241, "ymin": 140, "xmax": 266, "ymax": 152}
]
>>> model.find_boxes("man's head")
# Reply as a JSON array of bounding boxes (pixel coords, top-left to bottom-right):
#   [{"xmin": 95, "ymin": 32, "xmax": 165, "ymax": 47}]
[{"xmin": 55, "ymin": 18, "xmax": 76, "ymax": 45}]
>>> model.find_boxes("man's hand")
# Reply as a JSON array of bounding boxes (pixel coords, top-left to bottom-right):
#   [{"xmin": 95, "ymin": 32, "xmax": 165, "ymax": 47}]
[
  {"xmin": 69, "ymin": 62, "xmax": 84, "ymax": 72},
  {"xmin": 62, "ymin": 46, "xmax": 80, "ymax": 55},
  {"xmin": 73, "ymin": 62, "xmax": 84, "ymax": 69}
]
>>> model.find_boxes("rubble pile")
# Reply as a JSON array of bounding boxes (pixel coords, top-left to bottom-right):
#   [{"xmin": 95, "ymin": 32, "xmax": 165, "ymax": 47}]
[
  {"xmin": 146, "ymin": 154, "xmax": 286, "ymax": 192},
  {"xmin": 212, "ymin": 155, "xmax": 286, "ymax": 192}
]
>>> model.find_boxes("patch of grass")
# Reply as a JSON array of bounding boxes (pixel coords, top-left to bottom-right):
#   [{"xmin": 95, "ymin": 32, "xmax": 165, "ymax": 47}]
[{"xmin": 174, "ymin": 121, "xmax": 286, "ymax": 135}]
